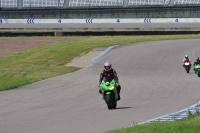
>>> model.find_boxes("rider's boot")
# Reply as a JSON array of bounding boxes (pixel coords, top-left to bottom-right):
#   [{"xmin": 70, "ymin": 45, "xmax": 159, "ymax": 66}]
[
  {"xmin": 117, "ymin": 85, "xmax": 121, "ymax": 101},
  {"xmin": 117, "ymin": 93, "xmax": 121, "ymax": 100}
]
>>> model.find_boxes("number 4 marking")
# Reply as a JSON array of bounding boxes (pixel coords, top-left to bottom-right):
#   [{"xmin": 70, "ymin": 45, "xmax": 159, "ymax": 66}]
[{"xmin": 175, "ymin": 19, "xmax": 178, "ymax": 23}]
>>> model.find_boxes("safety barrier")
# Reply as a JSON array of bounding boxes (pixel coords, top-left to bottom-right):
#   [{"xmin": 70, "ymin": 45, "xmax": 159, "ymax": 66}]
[
  {"xmin": 1, "ymin": 31, "xmax": 200, "ymax": 37},
  {"xmin": 1, "ymin": 18, "xmax": 200, "ymax": 24}
]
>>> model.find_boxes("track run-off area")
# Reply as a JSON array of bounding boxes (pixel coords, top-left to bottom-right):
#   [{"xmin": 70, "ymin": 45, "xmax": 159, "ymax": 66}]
[{"xmin": 0, "ymin": 39, "xmax": 200, "ymax": 133}]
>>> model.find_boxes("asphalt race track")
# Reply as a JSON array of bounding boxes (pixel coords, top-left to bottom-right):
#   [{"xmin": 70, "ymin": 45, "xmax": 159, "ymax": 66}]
[
  {"xmin": 0, "ymin": 23, "xmax": 200, "ymax": 29},
  {"xmin": 1, "ymin": 39, "xmax": 200, "ymax": 133}
]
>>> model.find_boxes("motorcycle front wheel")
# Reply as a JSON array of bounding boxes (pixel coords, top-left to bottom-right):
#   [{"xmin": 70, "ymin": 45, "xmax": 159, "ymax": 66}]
[
  {"xmin": 105, "ymin": 94, "xmax": 114, "ymax": 110},
  {"xmin": 112, "ymin": 102, "xmax": 117, "ymax": 109}
]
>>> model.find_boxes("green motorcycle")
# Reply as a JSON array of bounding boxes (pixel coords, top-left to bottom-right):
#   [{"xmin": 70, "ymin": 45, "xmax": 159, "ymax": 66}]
[
  {"xmin": 194, "ymin": 64, "xmax": 200, "ymax": 77},
  {"xmin": 100, "ymin": 76, "xmax": 118, "ymax": 110}
]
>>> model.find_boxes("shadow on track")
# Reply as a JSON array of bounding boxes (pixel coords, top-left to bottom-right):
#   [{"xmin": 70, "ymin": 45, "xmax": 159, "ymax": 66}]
[
  {"xmin": 115, "ymin": 107, "xmax": 132, "ymax": 110},
  {"xmin": 188, "ymin": 71, "xmax": 196, "ymax": 74}
]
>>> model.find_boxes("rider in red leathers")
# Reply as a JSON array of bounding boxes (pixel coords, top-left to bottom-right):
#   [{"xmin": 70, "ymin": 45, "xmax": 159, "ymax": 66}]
[{"xmin": 182, "ymin": 55, "xmax": 191, "ymax": 67}]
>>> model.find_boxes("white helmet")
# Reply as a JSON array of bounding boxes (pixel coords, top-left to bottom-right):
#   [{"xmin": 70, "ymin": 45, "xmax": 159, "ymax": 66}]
[
  {"xmin": 185, "ymin": 55, "xmax": 189, "ymax": 60},
  {"xmin": 104, "ymin": 61, "xmax": 112, "ymax": 71}
]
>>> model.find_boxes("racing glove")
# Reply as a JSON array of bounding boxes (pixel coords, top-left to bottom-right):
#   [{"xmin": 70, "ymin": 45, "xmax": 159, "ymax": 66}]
[{"xmin": 99, "ymin": 89, "xmax": 102, "ymax": 94}]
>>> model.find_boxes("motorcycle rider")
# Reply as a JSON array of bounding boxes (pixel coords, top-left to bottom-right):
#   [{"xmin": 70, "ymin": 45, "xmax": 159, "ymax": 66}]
[
  {"xmin": 99, "ymin": 61, "xmax": 121, "ymax": 100},
  {"xmin": 193, "ymin": 57, "xmax": 200, "ymax": 71},
  {"xmin": 183, "ymin": 55, "xmax": 191, "ymax": 67}
]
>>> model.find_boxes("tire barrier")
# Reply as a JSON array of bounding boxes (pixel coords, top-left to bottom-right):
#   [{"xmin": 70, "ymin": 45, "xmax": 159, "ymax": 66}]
[
  {"xmin": 0, "ymin": 32, "xmax": 55, "ymax": 37},
  {"xmin": 1, "ymin": 31, "xmax": 200, "ymax": 37}
]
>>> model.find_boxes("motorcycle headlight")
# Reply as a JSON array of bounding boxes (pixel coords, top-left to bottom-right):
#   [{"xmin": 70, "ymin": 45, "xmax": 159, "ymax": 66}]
[
  {"xmin": 106, "ymin": 82, "xmax": 110, "ymax": 86},
  {"xmin": 109, "ymin": 86, "xmax": 114, "ymax": 90}
]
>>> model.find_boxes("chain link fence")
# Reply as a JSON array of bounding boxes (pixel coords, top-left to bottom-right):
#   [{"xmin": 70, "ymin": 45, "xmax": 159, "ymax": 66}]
[{"xmin": 1, "ymin": 6, "xmax": 200, "ymax": 19}]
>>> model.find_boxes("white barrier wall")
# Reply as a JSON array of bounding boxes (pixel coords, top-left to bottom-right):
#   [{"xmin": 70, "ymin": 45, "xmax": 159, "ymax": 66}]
[{"xmin": 0, "ymin": 18, "xmax": 200, "ymax": 24}]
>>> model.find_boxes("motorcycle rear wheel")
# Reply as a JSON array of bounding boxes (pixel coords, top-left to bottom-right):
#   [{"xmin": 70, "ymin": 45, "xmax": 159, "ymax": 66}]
[{"xmin": 185, "ymin": 66, "xmax": 190, "ymax": 73}]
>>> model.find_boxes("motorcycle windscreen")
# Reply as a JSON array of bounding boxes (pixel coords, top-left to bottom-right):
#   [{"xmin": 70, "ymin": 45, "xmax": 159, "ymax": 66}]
[{"xmin": 103, "ymin": 76, "xmax": 113, "ymax": 83}]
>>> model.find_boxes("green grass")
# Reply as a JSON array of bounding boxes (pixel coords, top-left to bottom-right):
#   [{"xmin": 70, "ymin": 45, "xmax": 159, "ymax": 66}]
[
  {"xmin": 106, "ymin": 112, "xmax": 200, "ymax": 133},
  {"xmin": 1, "ymin": 35, "xmax": 200, "ymax": 91}
]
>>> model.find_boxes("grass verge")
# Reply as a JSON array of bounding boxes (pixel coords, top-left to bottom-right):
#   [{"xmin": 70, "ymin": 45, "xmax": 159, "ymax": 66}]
[
  {"xmin": 106, "ymin": 112, "xmax": 200, "ymax": 133},
  {"xmin": 1, "ymin": 35, "xmax": 200, "ymax": 91},
  {"xmin": 196, "ymin": 104, "xmax": 200, "ymax": 107}
]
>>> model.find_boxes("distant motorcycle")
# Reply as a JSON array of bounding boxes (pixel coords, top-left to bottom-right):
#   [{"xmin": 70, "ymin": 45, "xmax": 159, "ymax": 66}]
[
  {"xmin": 100, "ymin": 76, "xmax": 118, "ymax": 110},
  {"xmin": 183, "ymin": 61, "xmax": 191, "ymax": 73},
  {"xmin": 194, "ymin": 64, "xmax": 200, "ymax": 77}
]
